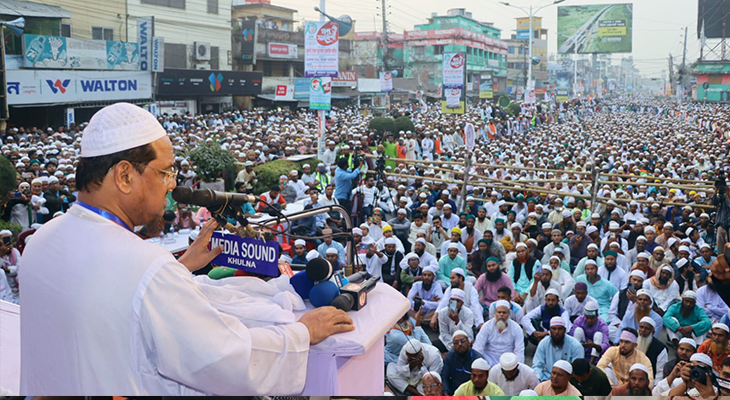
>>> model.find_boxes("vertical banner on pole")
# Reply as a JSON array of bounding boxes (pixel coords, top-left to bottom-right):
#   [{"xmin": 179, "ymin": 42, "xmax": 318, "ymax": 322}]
[
  {"xmin": 441, "ymin": 52, "xmax": 466, "ymax": 114},
  {"xmin": 65, "ymin": 108, "xmax": 75, "ymax": 127}
]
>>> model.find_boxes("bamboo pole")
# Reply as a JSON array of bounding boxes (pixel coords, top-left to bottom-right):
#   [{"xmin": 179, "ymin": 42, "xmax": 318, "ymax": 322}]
[
  {"xmin": 603, "ymin": 172, "xmax": 712, "ymax": 185},
  {"xmin": 597, "ymin": 180, "xmax": 714, "ymax": 192}
]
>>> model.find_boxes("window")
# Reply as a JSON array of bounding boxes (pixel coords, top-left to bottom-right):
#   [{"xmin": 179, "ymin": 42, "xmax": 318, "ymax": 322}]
[
  {"xmin": 508, "ymin": 46, "xmax": 515, "ymax": 54},
  {"xmin": 413, "ymin": 46, "xmax": 425, "ymax": 57},
  {"xmin": 61, "ymin": 23, "xmax": 72, "ymax": 38},
  {"xmin": 141, "ymin": 0, "xmax": 186, "ymax": 9},
  {"xmin": 433, "ymin": 45, "xmax": 444, "ymax": 55},
  {"xmin": 210, "ymin": 46, "xmax": 219, "ymax": 69},
  {"xmin": 207, "ymin": 0, "xmax": 218, "ymax": 14},
  {"xmin": 92, "ymin": 27, "xmax": 114, "ymax": 41}
]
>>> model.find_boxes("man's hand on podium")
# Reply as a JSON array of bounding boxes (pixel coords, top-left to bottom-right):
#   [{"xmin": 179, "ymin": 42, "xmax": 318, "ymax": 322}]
[{"xmin": 299, "ymin": 306, "xmax": 355, "ymax": 345}]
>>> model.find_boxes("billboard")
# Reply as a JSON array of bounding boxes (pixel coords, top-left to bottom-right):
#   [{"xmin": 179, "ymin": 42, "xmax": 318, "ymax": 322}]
[
  {"xmin": 304, "ymin": 21, "xmax": 339, "ymax": 77},
  {"xmin": 516, "ymin": 17, "xmax": 542, "ymax": 31},
  {"xmin": 331, "ymin": 70, "xmax": 357, "ymax": 87},
  {"xmin": 156, "ymin": 69, "xmax": 262, "ymax": 96},
  {"xmin": 379, "ymin": 71, "xmax": 393, "ymax": 92},
  {"xmin": 136, "ymin": 16, "xmax": 154, "ymax": 71},
  {"xmin": 23, "ymin": 34, "xmax": 140, "ymax": 70},
  {"xmin": 442, "ymin": 52, "xmax": 466, "ymax": 88},
  {"xmin": 309, "ymin": 77, "xmax": 332, "ymax": 110},
  {"xmin": 698, "ymin": 0, "xmax": 730, "ymax": 39},
  {"xmin": 556, "ymin": 72, "xmax": 570, "ymax": 102},
  {"xmin": 6, "ymin": 70, "xmax": 152, "ymax": 105},
  {"xmin": 268, "ymin": 43, "xmax": 298, "ymax": 59},
  {"xmin": 557, "ymin": 4, "xmax": 633, "ymax": 54},
  {"xmin": 479, "ymin": 74, "xmax": 493, "ymax": 99},
  {"xmin": 236, "ymin": 20, "xmax": 256, "ymax": 65}
]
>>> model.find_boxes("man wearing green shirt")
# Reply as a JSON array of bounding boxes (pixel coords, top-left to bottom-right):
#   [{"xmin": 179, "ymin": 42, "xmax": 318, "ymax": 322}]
[
  {"xmin": 382, "ymin": 134, "xmax": 398, "ymax": 169},
  {"xmin": 438, "ymin": 243, "xmax": 466, "ymax": 289},
  {"xmin": 663, "ymin": 290, "xmax": 712, "ymax": 347},
  {"xmin": 454, "ymin": 358, "xmax": 505, "ymax": 395}
]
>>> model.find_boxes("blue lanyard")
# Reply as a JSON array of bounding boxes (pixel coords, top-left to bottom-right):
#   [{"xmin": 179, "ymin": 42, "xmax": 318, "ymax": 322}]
[{"xmin": 75, "ymin": 201, "xmax": 133, "ymax": 232}]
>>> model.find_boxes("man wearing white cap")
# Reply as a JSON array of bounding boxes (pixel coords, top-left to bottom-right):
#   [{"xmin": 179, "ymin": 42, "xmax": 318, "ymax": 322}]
[
  {"xmin": 597, "ymin": 327, "xmax": 654, "ymax": 388},
  {"xmin": 434, "ymin": 268, "xmax": 483, "ymax": 329},
  {"xmin": 609, "ymin": 363, "xmax": 651, "ymax": 395},
  {"xmin": 436, "ymin": 288, "xmax": 475, "ymax": 352},
  {"xmin": 453, "ymin": 358, "xmax": 505, "ymax": 395},
  {"xmin": 576, "ymin": 259, "xmax": 619, "ymax": 322},
  {"xmin": 522, "ymin": 289, "xmax": 572, "ymax": 345},
  {"xmin": 618, "ymin": 288, "xmax": 664, "ymax": 340},
  {"xmin": 667, "ymin": 353, "xmax": 719, "ymax": 397},
  {"xmin": 291, "ymin": 239, "xmax": 308, "ymax": 265},
  {"xmin": 399, "ymin": 237, "xmax": 438, "ymax": 272},
  {"xmin": 696, "ymin": 322, "xmax": 730, "ymax": 372},
  {"xmin": 534, "ymin": 359, "xmax": 582, "ymax": 396},
  {"xmin": 474, "ymin": 299, "xmax": 525, "ymax": 367},
  {"xmin": 626, "ymin": 235, "xmax": 648, "ymax": 269},
  {"xmin": 406, "ymin": 265, "xmax": 443, "ymax": 318},
  {"xmin": 637, "ymin": 316, "xmax": 668, "ymax": 382},
  {"xmin": 523, "ymin": 262, "xmax": 564, "ymax": 312},
  {"xmin": 422, "ymin": 371, "xmax": 444, "ymax": 396},
  {"xmin": 507, "ymin": 242, "xmax": 542, "ymax": 304},
  {"xmin": 541, "ymin": 229, "xmax": 571, "ymax": 266},
  {"xmin": 569, "ymin": 301, "xmax": 610, "ymax": 362},
  {"xmin": 441, "ymin": 329, "xmax": 484, "ymax": 395},
  {"xmin": 573, "ymin": 243, "xmax": 604, "ymax": 277},
  {"xmin": 532, "ymin": 316, "xmax": 583, "ymax": 381},
  {"xmin": 663, "ymin": 290, "xmax": 712, "ymax": 346},
  {"xmin": 437, "ymin": 241, "xmax": 467, "ymax": 290},
  {"xmin": 20, "ymin": 103, "xmax": 355, "ymax": 395},
  {"xmin": 600, "ymin": 221, "xmax": 629, "ymax": 255},
  {"xmin": 386, "ymin": 338, "xmax": 444, "ymax": 395},
  {"xmin": 487, "ymin": 352, "xmax": 538, "ymax": 395}
]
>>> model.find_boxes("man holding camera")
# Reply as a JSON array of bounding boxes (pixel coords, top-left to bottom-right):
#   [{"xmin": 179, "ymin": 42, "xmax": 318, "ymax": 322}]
[
  {"xmin": 711, "ymin": 177, "xmax": 730, "ymax": 251},
  {"xmin": 667, "ymin": 353, "xmax": 721, "ymax": 396}
]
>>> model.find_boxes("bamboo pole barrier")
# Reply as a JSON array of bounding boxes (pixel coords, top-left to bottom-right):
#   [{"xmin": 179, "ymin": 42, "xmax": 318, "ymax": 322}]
[
  {"xmin": 597, "ymin": 180, "xmax": 714, "ymax": 192},
  {"xmin": 603, "ymin": 172, "xmax": 713, "ymax": 185}
]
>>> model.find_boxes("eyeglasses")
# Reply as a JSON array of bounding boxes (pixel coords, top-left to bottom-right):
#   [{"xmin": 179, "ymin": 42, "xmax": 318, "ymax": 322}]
[
  {"xmin": 149, "ymin": 165, "xmax": 178, "ymax": 186},
  {"xmin": 423, "ymin": 384, "xmax": 441, "ymax": 390},
  {"xmin": 453, "ymin": 338, "xmax": 469, "ymax": 345}
]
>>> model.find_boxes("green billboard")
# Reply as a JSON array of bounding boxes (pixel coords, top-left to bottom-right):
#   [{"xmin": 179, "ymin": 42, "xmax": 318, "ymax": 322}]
[{"xmin": 558, "ymin": 3, "xmax": 633, "ymax": 54}]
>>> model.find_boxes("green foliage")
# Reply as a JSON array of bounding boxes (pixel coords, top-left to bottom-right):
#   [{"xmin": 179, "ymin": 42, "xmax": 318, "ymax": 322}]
[
  {"xmin": 367, "ymin": 117, "xmax": 396, "ymax": 135},
  {"xmin": 507, "ymin": 102, "xmax": 522, "ymax": 117},
  {"xmin": 0, "ymin": 156, "xmax": 17, "ymax": 203},
  {"xmin": 0, "ymin": 220, "xmax": 23, "ymax": 239},
  {"xmin": 185, "ymin": 142, "xmax": 236, "ymax": 183},
  {"xmin": 251, "ymin": 158, "xmax": 321, "ymax": 195},
  {"xmin": 498, "ymin": 95, "xmax": 511, "ymax": 108},
  {"xmin": 394, "ymin": 116, "xmax": 415, "ymax": 133}
]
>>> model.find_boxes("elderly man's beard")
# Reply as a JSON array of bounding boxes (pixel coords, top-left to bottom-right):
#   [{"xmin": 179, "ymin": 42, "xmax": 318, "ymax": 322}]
[
  {"xmin": 486, "ymin": 269, "xmax": 502, "ymax": 282},
  {"xmin": 637, "ymin": 334, "xmax": 652, "ymax": 354},
  {"xmin": 711, "ymin": 340, "xmax": 729, "ymax": 355},
  {"xmin": 628, "ymin": 387, "xmax": 650, "ymax": 396},
  {"xmin": 496, "ymin": 319, "xmax": 507, "ymax": 331}
]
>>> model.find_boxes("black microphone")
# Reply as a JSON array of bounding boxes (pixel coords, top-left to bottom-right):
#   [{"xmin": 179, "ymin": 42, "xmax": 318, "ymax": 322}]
[
  {"xmin": 331, "ymin": 275, "xmax": 380, "ymax": 312},
  {"xmin": 187, "ymin": 188, "xmax": 259, "ymax": 208},
  {"xmin": 171, "ymin": 186, "xmax": 194, "ymax": 203}
]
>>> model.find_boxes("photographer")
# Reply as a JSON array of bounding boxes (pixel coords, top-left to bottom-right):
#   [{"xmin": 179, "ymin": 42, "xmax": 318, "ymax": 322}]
[
  {"xmin": 667, "ymin": 353, "xmax": 719, "ymax": 397},
  {"xmin": 711, "ymin": 175, "xmax": 730, "ymax": 251},
  {"xmin": 334, "ymin": 157, "xmax": 361, "ymax": 214}
]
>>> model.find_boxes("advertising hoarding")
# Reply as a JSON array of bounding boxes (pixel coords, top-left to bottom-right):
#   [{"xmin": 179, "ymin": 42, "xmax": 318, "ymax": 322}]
[{"xmin": 557, "ymin": 4, "xmax": 633, "ymax": 54}]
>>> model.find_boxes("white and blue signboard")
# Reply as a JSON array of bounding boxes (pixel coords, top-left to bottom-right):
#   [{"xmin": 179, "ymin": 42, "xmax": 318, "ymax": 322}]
[{"xmin": 210, "ymin": 232, "xmax": 280, "ymax": 277}]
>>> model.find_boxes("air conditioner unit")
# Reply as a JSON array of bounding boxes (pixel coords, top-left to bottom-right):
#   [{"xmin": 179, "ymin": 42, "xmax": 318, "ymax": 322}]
[
  {"xmin": 195, "ymin": 63, "xmax": 211, "ymax": 70},
  {"xmin": 194, "ymin": 42, "xmax": 211, "ymax": 61}
]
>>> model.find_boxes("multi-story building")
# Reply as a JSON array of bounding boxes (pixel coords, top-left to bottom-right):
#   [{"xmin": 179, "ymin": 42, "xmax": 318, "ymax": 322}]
[
  {"xmin": 351, "ymin": 31, "xmax": 405, "ymax": 79},
  {"xmin": 402, "ymin": 8, "xmax": 508, "ymax": 95},
  {"xmin": 505, "ymin": 16, "xmax": 548, "ymax": 98}
]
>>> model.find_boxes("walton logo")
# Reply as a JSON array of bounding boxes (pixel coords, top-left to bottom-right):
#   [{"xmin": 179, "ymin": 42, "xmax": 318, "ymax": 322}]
[
  {"xmin": 45, "ymin": 79, "xmax": 71, "ymax": 94},
  {"xmin": 209, "ymin": 73, "xmax": 223, "ymax": 91}
]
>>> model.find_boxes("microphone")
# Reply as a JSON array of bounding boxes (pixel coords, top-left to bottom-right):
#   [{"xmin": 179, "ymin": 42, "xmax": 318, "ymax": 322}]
[
  {"xmin": 331, "ymin": 275, "xmax": 380, "ymax": 312},
  {"xmin": 290, "ymin": 270, "xmax": 315, "ymax": 300},
  {"xmin": 290, "ymin": 258, "xmax": 335, "ymax": 301},
  {"xmin": 309, "ymin": 280, "xmax": 340, "ymax": 307},
  {"xmin": 186, "ymin": 188, "xmax": 259, "ymax": 208},
  {"xmin": 171, "ymin": 186, "xmax": 194, "ymax": 203},
  {"xmin": 306, "ymin": 258, "xmax": 334, "ymax": 282}
]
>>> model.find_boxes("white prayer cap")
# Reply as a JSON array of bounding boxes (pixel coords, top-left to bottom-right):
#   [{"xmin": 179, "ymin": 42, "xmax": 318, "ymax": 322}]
[
  {"xmin": 713, "ymin": 323, "xmax": 730, "ymax": 333},
  {"xmin": 586, "ymin": 226, "xmax": 598, "ymax": 235},
  {"xmin": 542, "ymin": 222, "xmax": 552, "ymax": 229},
  {"xmin": 452, "ymin": 330, "xmax": 469, "ymax": 340},
  {"xmin": 48, "ymin": 176, "xmax": 59, "ymax": 183},
  {"xmin": 630, "ymin": 269, "xmax": 646, "ymax": 279},
  {"xmin": 352, "ymin": 228, "xmax": 362, "ymax": 235},
  {"xmin": 450, "ymin": 288, "xmax": 466, "ymax": 302},
  {"xmin": 325, "ymin": 247, "xmax": 338, "ymax": 255},
  {"xmin": 493, "ymin": 299, "xmax": 510, "ymax": 311},
  {"xmin": 406, "ymin": 252, "xmax": 419, "ymax": 261},
  {"xmin": 668, "ymin": 238, "xmax": 679, "ymax": 247},
  {"xmin": 397, "ymin": 208, "xmax": 407, "ymax": 215},
  {"xmin": 552, "ymin": 246, "xmax": 564, "ymax": 253},
  {"xmin": 384, "ymin": 237, "xmax": 398, "ymax": 245},
  {"xmin": 306, "ymin": 249, "xmax": 320, "ymax": 261},
  {"xmin": 448, "ymin": 242, "xmax": 460, "ymax": 250},
  {"xmin": 690, "ymin": 353, "xmax": 713, "ymax": 367},
  {"xmin": 639, "ymin": 316, "xmax": 656, "ymax": 329},
  {"xmin": 515, "ymin": 242, "xmax": 527, "ymax": 249},
  {"xmin": 637, "ymin": 252, "xmax": 651, "ymax": 260},
  {"xmin": 554, "ymin": 360, "xmax": 573, "ymax": 374},
  {"xmin": 416, "ymin": 238, "xmax": 427, "ymax": 245},
  {"xmin": 519, "ymin": 390, "xmax": 538, "ymax": 396},
  {"xmin": 664, "ymin": 221, "xmax": 674, "ymax": 229},
  {"xmin": 424, "ymin": 265, "xmax": 438, "ymax": 275},
  {"xmin": 678, "ymin": 245, "xmax": 690, "ymax": 253},
  {"xmin": 404, "ymin": 339, "xmax": 422, "ymax": 354},
  {"xmin": 629, "ymin": 363, "xmax": 649, "ymax": 376},
  {"xmin": 499, "ymin": 352, "xmax": 519, "ymax": 371},
  {"xmin": 585, "ymin": 259, "xmax": 597, "ymax": 267},
  {"xmin": 609, "ymin": 221, "xmax": 620, "ymax": 230},
  {"xmin": 471, "ymin": 358, "xmax": 490, "ymax": 371},
  {"xmin": 576, "ymin": 220, "xmax": 587, "ymax": 227},
  {"xmin": 0, "ymin": 230, "xmax": 12, "ymax": 236},
  {"xmin": 644, "ymin": 226, "xmax": 656, "ymax": 233},
  {"xmin": 550, "ymin": 316, "xmax": 566, "ymax": 328},
  {"xmin": 676, "ymin": 258, "xmax": 689, "ymax": 269},
  {"xmin": 636, "ymin": 289, "xmax": 653, "ymax": 305},
  {"xmin": 661, "ymin": 265, "xmax": 673, "ymax": 273},
  {"xmin": 81, "ymin": 103, "xmax": 166, "ymax": 157},
  {"xmin": 679, "ymin": 337, "xmax": 698, "ymax": 349},
  {"xmin": 700, "ymin": 243, "xmax": 711, "ymax": 250},
  {"xmin": 591, "ymin": 213, "xmax": 601, "ymax": 219},
  {"xmin": 636, "ymin": 235, "xmax": 647, "ymax": 242},
  {"xmin": 424, "ymin": 371, "xmax": 442, "ymax": 383},
  {"xmin": 511, "ymin": 222, "xmax": 522, "ymax": 229},
  {"xmin": 451, "ymin": 267, "xmax": 465, "ymax": 277},
  {"xmin": 294, "ymin": 239, "xmax": 306, "ymax": 247}
]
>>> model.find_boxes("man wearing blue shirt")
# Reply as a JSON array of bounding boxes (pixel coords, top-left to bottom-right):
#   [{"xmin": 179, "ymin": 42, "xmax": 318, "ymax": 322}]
[
  {"xmin": 334, "ymin": 157, "xmax": 361, "ymax": 214},
  {"xmin": 317, "ymin": 234, "xmax": 346, "ymax": 266}
]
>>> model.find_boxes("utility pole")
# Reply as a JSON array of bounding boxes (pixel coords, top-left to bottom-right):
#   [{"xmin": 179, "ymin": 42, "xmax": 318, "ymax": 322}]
[
  {"xmin": 679, "ymin": 26, "xmax": 688, "ymax": 102},
  {"xmin": 522, "ymin": 43, "xmax": 527, "ymax": 89},
  {"xmin": 668, "ymin": 53, "xmax": 675, "ymax": 96},
  {"xmin": 381, "ymin": 0, "xmax": 389, "ymax": 72}
]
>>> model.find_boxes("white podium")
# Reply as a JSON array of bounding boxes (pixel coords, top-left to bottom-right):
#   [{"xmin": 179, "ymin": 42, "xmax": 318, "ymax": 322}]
[{"xmin": 295, "ymin": 283, "xmax": 410, "ymax": 395}]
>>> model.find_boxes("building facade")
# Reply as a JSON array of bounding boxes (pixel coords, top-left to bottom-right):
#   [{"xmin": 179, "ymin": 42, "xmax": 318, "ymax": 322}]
[{"xmin": 402, "ymin": 8, "xmax": 508, "ymax": 95}]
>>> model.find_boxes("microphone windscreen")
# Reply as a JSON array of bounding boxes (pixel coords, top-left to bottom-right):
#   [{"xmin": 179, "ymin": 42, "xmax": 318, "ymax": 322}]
[
  {"xmin": 331, "ymin": 293, "xmax": 354, "ymax": 312},
  {"xmin": 290, "ymin": 270, "xmax": 315, "ymax": 300},
  {"xmin": 191, "ymin": 188, "xmax": 216, "ymax": 206},
  {"xmin": 171, "ymin": 186, "xmax": 194, "ymax": 203},
  {"xmin": 306, "ymin": 257, "xmax": 334, "ymax": 282},
  {"xmin": 309, "ymin": 281, "xmax": 340, "ymax": 308}
]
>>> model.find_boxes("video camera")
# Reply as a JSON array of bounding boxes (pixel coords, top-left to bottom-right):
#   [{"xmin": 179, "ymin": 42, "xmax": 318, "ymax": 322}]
[
  {"xmin": 716, "ymin": 170, "xmax": 727, "ymax": 192},
  {"xmin": 690, "ymin": 363, "xmax": 730, "ymax": 392}
]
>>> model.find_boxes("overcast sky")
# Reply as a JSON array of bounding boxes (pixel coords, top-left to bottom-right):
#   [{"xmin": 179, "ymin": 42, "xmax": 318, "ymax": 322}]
[{"xmin": 269, "ymin": 0, "xmax": 701, "ymax": 78}]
